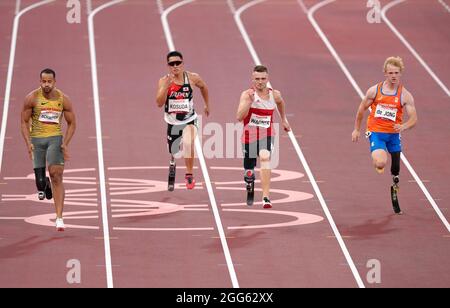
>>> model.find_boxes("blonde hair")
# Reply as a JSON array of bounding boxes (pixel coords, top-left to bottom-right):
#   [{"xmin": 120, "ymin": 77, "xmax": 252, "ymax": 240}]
[{"xmin": 383, "ymin": 56, "xmax": 405, "ymax": 72}]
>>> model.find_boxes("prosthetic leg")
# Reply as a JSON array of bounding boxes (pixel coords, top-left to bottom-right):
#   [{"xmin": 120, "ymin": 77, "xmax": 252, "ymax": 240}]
[
  {"xmin": 390, "ymin": 152, "xmax": 402, "ymax": 215},
  {"xmin": 245, "ymin": 169, "xmax": 255, "ymax": 206},
  {"xmin": 34, "ymin": 168, "xmax": 52, "ymax": 200},
  {"xmin": 168, "ymin": 156, "xmax": 176, "ymax": 192}
]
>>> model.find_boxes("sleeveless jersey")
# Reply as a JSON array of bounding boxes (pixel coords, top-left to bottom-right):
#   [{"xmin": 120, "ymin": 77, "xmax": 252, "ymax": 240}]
[
  {"xmin": 242, "ymin": 88, "xmax": 276, "ymax": 144},
  {"xmin": 31, "ymin": 88, "xmax": 64, "ymax": 138},
  {"xmin": 164, "ymin": 72, "xmax": 197, "ymax": 125},
  {"xmin": 367, "ymin": 82, "xmax": 404, "ymax": 133}
]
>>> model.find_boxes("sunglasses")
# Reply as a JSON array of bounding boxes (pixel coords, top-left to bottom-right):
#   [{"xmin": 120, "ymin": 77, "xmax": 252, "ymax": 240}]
[{"xmin": 168, "ymin": 61, "xmax": 183, "ymax": 67}]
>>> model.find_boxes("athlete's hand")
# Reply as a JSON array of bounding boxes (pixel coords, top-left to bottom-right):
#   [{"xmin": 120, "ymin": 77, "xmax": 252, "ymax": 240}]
[
  {"xmin": 61, "ymin": 144, "xmax": 70, "ymax": 161},
  {"xmin": 162, "ymin": 74, "xmax": 174, "ymax": 89},
  {"xmin": 282, "ymin": 119, "xmax": 291, "ymax": 132},
  {"xmin": 394, "ymin": 124, "xmax": 405, "ymax": 132},
  {"xmin": 27, "ymin": 143, "xmax": 34, "ymax": 160},
  {"xmin": 204, "ymin": 105, "xmax": 210, "ymax": 117},
  {"xmin": 352, "ymin": 130, "xmax": 360, "ymax": 142},
  {"xmin": 247, "ymin": 88, "xmax": 255, "ymax": 101}
]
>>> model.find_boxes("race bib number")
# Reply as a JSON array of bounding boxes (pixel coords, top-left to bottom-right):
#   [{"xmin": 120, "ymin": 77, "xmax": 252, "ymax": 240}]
[
  {"xmin": 168, "ymin": 99, "xmax": 190, "ymax": 113},
  {"xmin": 249, "ymin": 114, "xmax": 272, "ymax": 129},
  {"xmin": 39, "ymin": 110, "xmax": 62, "ymax": 124},
  {"xmin": 375, "ymin": 104, "xmax": 397, "ymax": 122}
]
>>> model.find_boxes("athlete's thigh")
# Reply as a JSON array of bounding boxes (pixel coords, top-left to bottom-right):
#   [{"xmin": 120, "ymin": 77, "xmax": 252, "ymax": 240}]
[
  {"xmin": 46, "ymin": 136, "xmax": 64, "ymax": 167},
  {"xmin": 31, "ymin": 137, "xmax": 47, "ymax": 169},
  {"xmin": 368, "ymin": 132, "xmax": 388, "ymax": 153},
  {"xmin": 386, "ymin": 133, "xmax": 402, "ymax": 153}
]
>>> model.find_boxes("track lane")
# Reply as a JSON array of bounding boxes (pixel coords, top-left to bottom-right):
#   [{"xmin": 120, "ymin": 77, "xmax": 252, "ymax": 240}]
[
  {"xmin": 250, "ymin": 0, "xmax": 450, "ymax": 287},
  {"xmin": 166, "ymin": 0, "xmax": 360, "ymax": 287},
  {"xmin": 0, "ymin": 1, "xmax": 108, "ymax": 287},
  {"xmin": 91, "ymin": 0, "xmax": 233, "ymax": 287}
]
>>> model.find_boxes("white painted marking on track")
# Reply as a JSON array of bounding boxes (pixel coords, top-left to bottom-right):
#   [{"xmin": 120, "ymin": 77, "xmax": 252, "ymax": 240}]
[
  {"xmin": 159, "ymin": 0, "xmax": 240, "ymax": 289},
  {"xmin": 86, "ymin": 0, "xmax": 92, "ymax": 15},
  {"xmin": 0, "ymin": 0, "xmax": 56, "ymax": 175},
  {"xmin": 230, "ymin": 0, "xmax": 366, "ymax": 288},
  {"xmin": 296, "ymin": 0, "xmax": 309, "ymax": 14},
  {"xmin": 226, "ymin": 0, "xmax": 236, "ymax": 14},
  {"xmin": 305, "ymin": 0, "xmax": 450, "ymax": 233},
  {"xmin": 438, "ymin": 0, "xmax": 450, "ymax": 14},
  {"xmin": 382, "ymin": 0, "xmax": 450, "ymax": 97},
  {"xmin": 15, "ymin": 0, "xmax": 21, "ymax": 15},
  {"xmin": 88, "ymin": 0, "xmax": 127, "ymax": 289},
  {"xmin": 156, "ymin": 0, "xmax": 164, "ymax": 14}
]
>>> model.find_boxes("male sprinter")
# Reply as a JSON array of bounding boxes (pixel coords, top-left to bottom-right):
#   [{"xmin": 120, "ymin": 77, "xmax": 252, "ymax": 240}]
[
  {"xmin": 156, "ymin": 51, "xmax": 210, "ymax": 191},
  {"xmin": 352, "ymin": 56, "xmax": 417, "ymax": 214},
  {"xmin": 237, "ymin": 65, "xmax": 291, "ymax": 208},
  {"xmin": 21, "ymin": 69, "xmax": 76, "ymax": 231}
]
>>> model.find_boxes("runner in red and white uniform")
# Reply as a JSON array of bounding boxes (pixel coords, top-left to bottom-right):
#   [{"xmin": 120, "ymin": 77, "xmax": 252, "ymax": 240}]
[
  {"xmin": 237, "ymin": 65, "xmax": 291, "ymax": 208},
  {"xmin": 156, "ymin": 51, "xmax": 210, "ymax": 190}
]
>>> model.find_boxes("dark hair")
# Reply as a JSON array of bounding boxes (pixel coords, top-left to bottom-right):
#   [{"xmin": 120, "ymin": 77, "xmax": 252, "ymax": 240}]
[
  {"xmin": 40, "ymin": 68, "xmax": 56, "ymax": 79},
  {"xmin": 253, "ymin": 65, "xmax": 268, "ymax": 73},
  {"xmin": 167, "ymin": 51, "xmax": 183, "ymax": 62}
]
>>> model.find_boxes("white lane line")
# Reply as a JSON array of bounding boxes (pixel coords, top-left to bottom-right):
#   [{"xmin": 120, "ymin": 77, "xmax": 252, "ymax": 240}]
[
  {"xmin": 88, "ymin": 0, "xmax": 126, "ymax": 289},
  {"xmin": 296, "ymin": 0, "xmax": 309, "ymax": 14},
  {"xmin": 0, "ymin": 0, "xmax": 56, "ymax": 175},
  {"xmin": 226, "ymin": 0, "xmax": 237, "ymax": 14},
  {"xmin": 159, "ymin": 0, "xmax": 240, "ymax": 289},
  {"xmin": 156, "ymin": 0, "xmax": 164, "ymax": 14},
  {"xmin": 306, "ymin": 0, "xmax": 450, "ymax": 233},
  {"xmin": 230, "ymin": 0, "xmax": 365, "ymax": 288},
  {"xmin": 15, "ymin": 0, "xmax": 21, "ymax": 15},
  {"xmin": 438, "ymin": 0, "xmax": 450, "ymax": 13},
  {"xmin": 382, "ymin": 0, "xmax": 450, "ymax": 97},
  {"xmin": 86, "ymin": 0, "xmax": 92, "ymax": 15}
]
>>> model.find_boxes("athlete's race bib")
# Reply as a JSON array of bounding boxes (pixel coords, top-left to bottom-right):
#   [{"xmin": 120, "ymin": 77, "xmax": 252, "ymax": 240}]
[
  {"xmin": 39, "ymin": 110, "xmax": 62, "ymax": 124},
  {"xmin": 168, "ymin": 99, "xmax": 190, "ymax": 113},
  {"xmin": 248, "ymin": 114, "xmax": 272, "ymax": 129},
  {"xmin": 375, "ymin": 104, "xmax": 397, "ymax": 122}
]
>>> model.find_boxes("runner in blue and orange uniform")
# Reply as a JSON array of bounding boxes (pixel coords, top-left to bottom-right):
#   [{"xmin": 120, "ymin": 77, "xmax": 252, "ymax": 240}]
[
  {"xmin": 156, "ymin": 51, "xmax": 210, "ymax": 191},
  {"xmin": 352, "ymin": 57, "xmax": 418, "ymax": 214}
]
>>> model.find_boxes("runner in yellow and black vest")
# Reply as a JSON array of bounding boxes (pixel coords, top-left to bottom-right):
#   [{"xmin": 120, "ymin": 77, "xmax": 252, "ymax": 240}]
[{"xmin": 21, "ymin": 69, "xmax": 76, "ymax": 231}]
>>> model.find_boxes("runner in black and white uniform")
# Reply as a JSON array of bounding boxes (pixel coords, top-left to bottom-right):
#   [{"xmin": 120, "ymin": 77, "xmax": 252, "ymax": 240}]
[{"xmin": 156, "ymin": 51, "xmax": 210, "ymax": 190}]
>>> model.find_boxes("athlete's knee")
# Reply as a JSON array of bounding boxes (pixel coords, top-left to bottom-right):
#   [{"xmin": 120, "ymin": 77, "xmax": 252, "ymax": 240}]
[
  {"xmin": 49, "ymin": 168, "xmax": 63, "ymax": 184},
  {"xmin": 34, "ymin": 168, "xmax": 46, "ymax": 191},
  {"xmin": 259, "ymin": 150, "xmax": 271, "ymax": 170},
  {"xmin": 374, "ymin": 159, "xmax": 386, "ymax": 169},
  {"xmin": 259, "ymin": 149, "xmax": 271, "ymax": 161}
]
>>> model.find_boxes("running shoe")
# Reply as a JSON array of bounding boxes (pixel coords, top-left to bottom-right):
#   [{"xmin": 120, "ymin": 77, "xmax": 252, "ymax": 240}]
[
  {"xmin": 185, "ymin": 174, "xmax": 195, "ymax": 190},
  {"xmin": 263, "ymin": 197, "xmax": 272, "ymax": 209},
  {"xmin": 38, "ymin": 191, "xmax": 45, "ymax": 200},
  {"xmin": 56, "ymin": 218, "xmax": 65, "ymax": 232},
  {"xmin": 45, "ymin": 177, "xmax": 53, "ymax": 200}
]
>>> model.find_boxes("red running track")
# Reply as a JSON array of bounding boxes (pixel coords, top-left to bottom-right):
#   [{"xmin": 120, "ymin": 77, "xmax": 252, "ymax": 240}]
[{"xmin": 0, "ymin": 0, "xmax": 449, "ymax": 288}]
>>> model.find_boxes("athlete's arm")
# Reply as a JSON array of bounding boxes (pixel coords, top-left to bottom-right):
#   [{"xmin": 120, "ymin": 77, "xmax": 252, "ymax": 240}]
[
  {"xmin": 236, "ymin": 89, "xmax": 253, "ymax": 122},
  {"xmin": 20, "ymin": 93, "xmax": 35, "ymax": 160},
  {"xmin": 62, "ymin": 95, "xmax": 76, "ymax": 160},
  {"xmin": 156, "ymin": 75, "xmax": 171, "ymax": 108},
  {"xmin": 395, "ymin": 90, "xmax": 417, "ymax": 132},
  {"xmin": 352, "ymin": 86, "xmax": 376, "ymax": 142},
  {"xmin": 274, "ymin": 90, "xmax": 291, "ymax": 132},
  {"xmin": 190, "ymin": 72, "xmax": 210, "ymax": 117}
]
